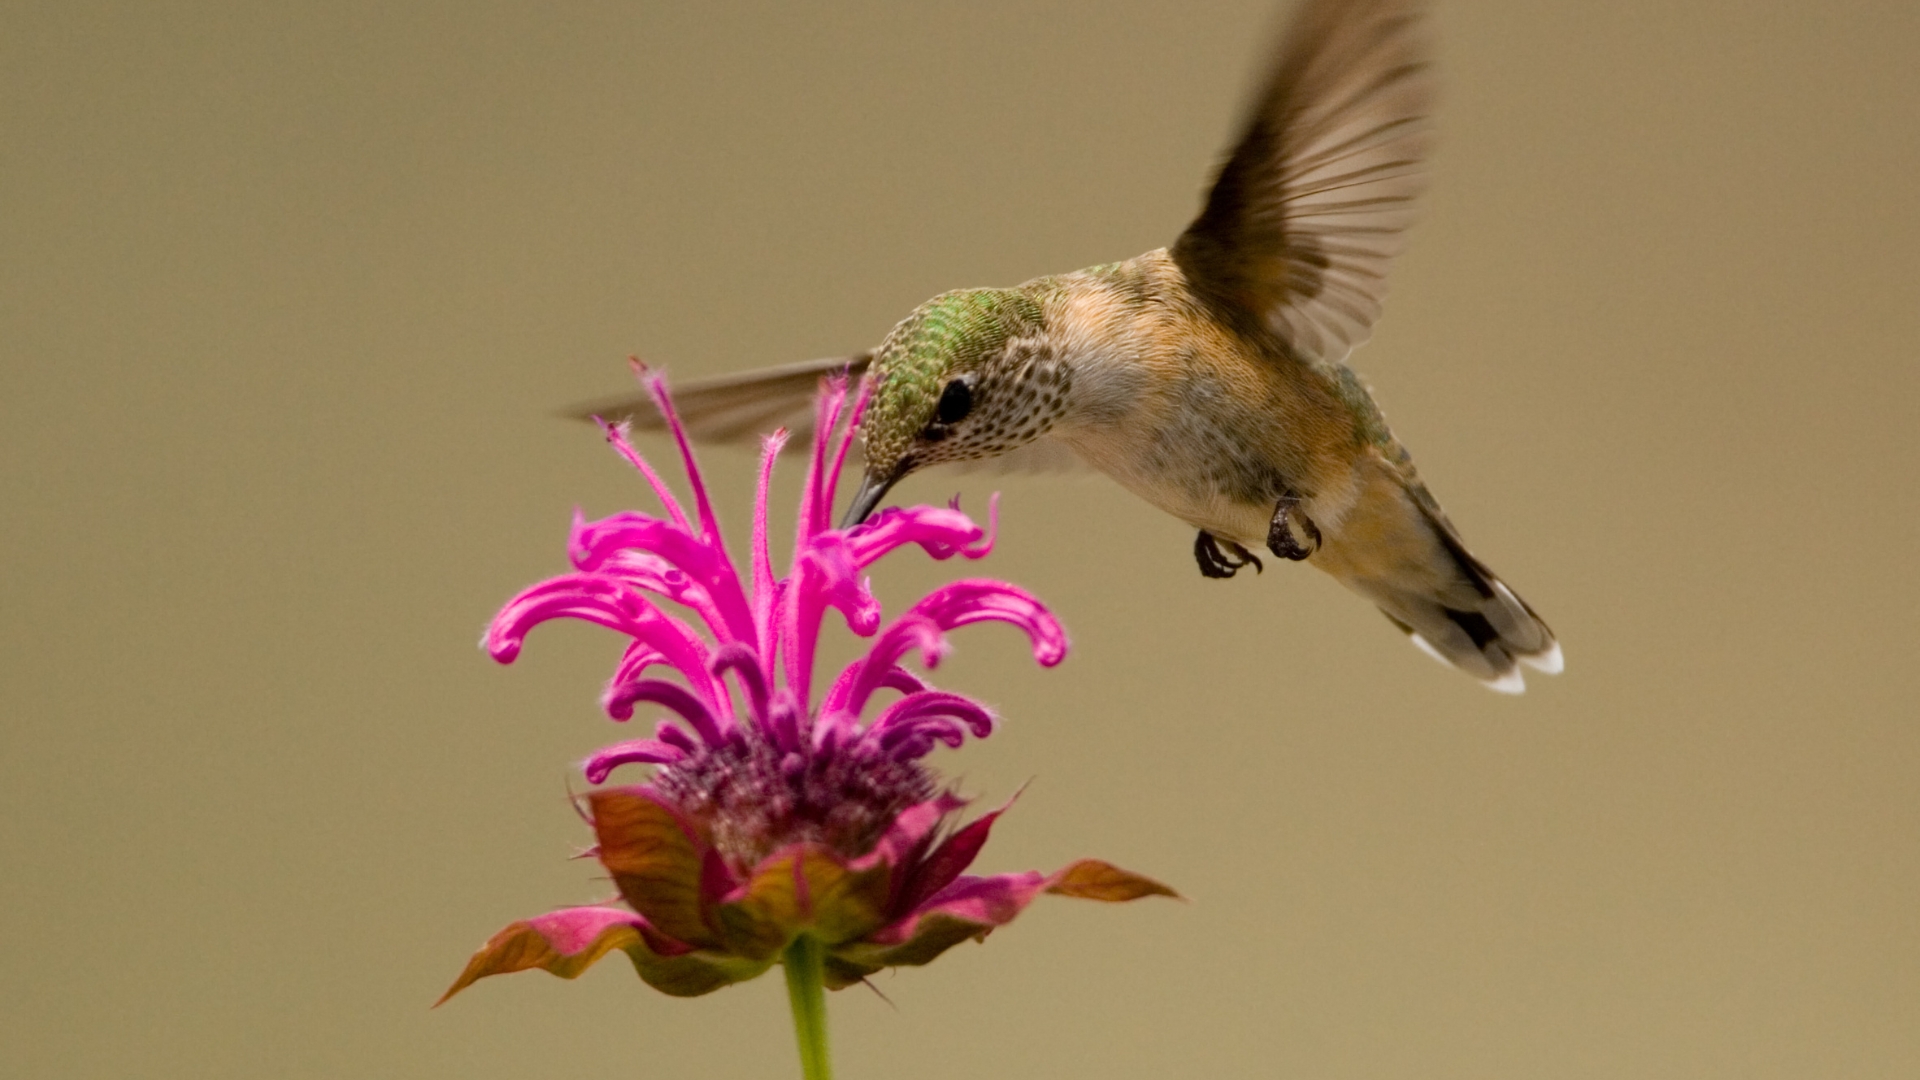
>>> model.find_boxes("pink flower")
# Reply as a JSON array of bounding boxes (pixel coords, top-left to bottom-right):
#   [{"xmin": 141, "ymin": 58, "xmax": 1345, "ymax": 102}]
[{"xmin": 441, "ymin": 372, "xmax": 1172, "ymax": 1005}]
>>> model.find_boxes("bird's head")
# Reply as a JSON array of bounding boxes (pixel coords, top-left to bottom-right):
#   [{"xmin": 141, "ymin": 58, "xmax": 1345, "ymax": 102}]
[{"xmin": 840, "ymin": 287, "xmax": 1069, "ymax": 527}]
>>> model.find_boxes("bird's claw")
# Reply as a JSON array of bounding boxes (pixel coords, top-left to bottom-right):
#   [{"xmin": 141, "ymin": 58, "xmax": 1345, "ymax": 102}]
[
  {"xmin": 1195, "ymin": 531, "xmax": 1264, "ymax": 579},
  {"xmin": 1267, "ymin": 492, "xmax": 1321, "ymax": 561}
]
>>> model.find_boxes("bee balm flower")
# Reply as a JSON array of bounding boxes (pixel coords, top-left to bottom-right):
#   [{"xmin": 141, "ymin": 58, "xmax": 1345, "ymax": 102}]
[{"xmin": 441, "ymin": 373, "xmax": 1172, "ymax": 1036}]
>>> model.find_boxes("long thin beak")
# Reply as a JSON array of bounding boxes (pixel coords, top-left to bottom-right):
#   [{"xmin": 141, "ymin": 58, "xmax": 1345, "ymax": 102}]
[{"xmin": 838, "ymin": 470, "xmax": 899, "ymax": 529}]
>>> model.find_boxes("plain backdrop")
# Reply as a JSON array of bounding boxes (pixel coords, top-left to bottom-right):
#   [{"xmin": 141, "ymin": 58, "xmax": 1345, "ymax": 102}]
[{"xmin": 4, "ymin": 1, "xmax": 1917, "ymax": 1077}]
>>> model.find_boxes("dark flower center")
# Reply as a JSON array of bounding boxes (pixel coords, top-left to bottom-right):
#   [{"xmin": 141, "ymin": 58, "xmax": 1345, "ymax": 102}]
[{"xmin": 650, "ymin": 731, "xmax": 935, "ymax": 869}]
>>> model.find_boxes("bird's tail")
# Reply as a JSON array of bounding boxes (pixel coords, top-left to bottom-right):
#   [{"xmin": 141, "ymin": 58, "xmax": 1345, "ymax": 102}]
[{"xmin": 1315, "ymin": 476, "xmax": 1560, "ymax": 693}]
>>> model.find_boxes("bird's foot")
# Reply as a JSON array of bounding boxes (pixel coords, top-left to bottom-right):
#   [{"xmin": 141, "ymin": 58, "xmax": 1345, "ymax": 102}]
[
  {"xmin": 1266, "ymin": 492, "xmax": 1321, "ymax": 561},
  {"xmin": 1195, "ymin": 530, "xmax": 1264, "ymax": 579}
]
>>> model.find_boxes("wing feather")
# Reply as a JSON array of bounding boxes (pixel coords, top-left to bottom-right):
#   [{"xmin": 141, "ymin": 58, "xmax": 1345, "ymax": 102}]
[
  {"xmin": 1171, "ymin": 0, "xmax": 1435, "ymax": 365},
  {"xmin": 562, "ymin": 353, "xmax": 871, "ymax": 449}
]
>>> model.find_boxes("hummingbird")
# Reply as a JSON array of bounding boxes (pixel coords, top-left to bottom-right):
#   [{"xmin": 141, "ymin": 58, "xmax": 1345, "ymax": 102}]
[{"xmin": 579, "ymin": 0, "xmax": 1561, "ymax": 692}]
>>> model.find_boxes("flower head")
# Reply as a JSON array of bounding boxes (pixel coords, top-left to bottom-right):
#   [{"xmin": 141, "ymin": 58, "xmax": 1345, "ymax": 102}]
[{"xmin": 442, "ymin": 372, "xmax": 1172, "ymax": 1004}]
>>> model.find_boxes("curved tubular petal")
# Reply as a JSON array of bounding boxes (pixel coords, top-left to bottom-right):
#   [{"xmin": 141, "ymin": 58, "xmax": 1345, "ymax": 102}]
[
  {"xmin": 776, "ymin": 578, "xmax": 819, "ymax": 714},
  {"xmin": 583, "ymin": 738, "xmax": 687, "ymax": 783},
  {"xmin": 818, "ymin": 665, "xmax": 931, "ymax": 724},
  {"xmin": 751, "ymin": 429, "xmax": 789, "ymax": 656},
  {"xmin": 778, "ymin": 549, "xmax": 879, "ymax": 711},
  {"xmin": 801, "ymin": 533, "xmax": 882, "ymax": 635},
  {"xmin": 709, "ymin": 641, "xmax": 769, "ymax": 727},
  {"xmin": 654, "ymin": 719, "xmax": 699, "ymax": 756},
  {"xmin": 487, "ymin": 575, "xmax": 648, "ymax": 662},
  {"xmin": 642, "ymin": 371, "xmax": 726, "ymax": 548},
  {"xmin": 795, "ymin": 377, "xmax": 848, "ymax": 546},
  {"xmin": 810, "ymin": 707, "xmax": 860, "ymax": 750},
  {"xmin": 569, "ymin": 513, "xmax": 755, "ymax": 647},
  {"xmin": 815, "ymin": 665, "xmax": 933, "ymax": 745},
  {"xmin": 969, "ymin": 493, "xmax": 999, "ymax": 557},
  {"xmin": 491, "ymin": 576, "xmax": 726, "ymax": 710},
  {"xmin": 844, "ymin": 496, "xmax": 997, "ymax": 568},
  {"xmin": 866, "ymin": 690, "xmax": 997, "ymax": 741},
  {"xmin": 763, "ymin": 689, "xmax": 805, "ymax": 753},
  {"xmin": 822, "ymin": 375, "xmax": 870, "ymax": 520},
  {"xmin": 873, "ymin": 666, "xmax": 932, "ymax": 696},
  {"xmin": 825, "ymin": 578, "xmax": 1064, "ymax": 717},
  {"xmin": 596, "ymin": 417, "xmax": 692, "ymax": 533},
  {"xmin": 600, "ymin": 642, "xmax": 667, "ymax": 716},
  {"xmin": 821, "ymin": 615, "xmax": 949, "ymax": 719},
  {"xmin": 602, "ymin": 678, "xmax": 726, "ymax": 745},
  {"xmin": 594, "ymin": 549, "xmax": 713, "ymax": 617},
  {"xmin": 874, "ymin": 717, "xmax": 967, "ymax": 758},
  {"xmin": 778, "ymin": 382, "xmax": 856, "ymax": 703},
  {"xmin": 908, "ymin": 579, "xmax": 1068, "ymax": 666},
  {"xmin": 878, "ymin": 732, "xmax": 930, "ymax": 760}
]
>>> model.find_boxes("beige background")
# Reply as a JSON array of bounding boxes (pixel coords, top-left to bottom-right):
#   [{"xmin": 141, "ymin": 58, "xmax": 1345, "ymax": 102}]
[{"xmin": 5, "ymin": 0, "xmax": 1917, "ymax": 1076}]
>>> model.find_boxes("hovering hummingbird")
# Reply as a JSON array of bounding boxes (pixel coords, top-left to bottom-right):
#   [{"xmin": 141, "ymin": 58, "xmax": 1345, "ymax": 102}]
[{"xmin": 580, "ymin": 0, "xmax": 1561, "ymax": 692}]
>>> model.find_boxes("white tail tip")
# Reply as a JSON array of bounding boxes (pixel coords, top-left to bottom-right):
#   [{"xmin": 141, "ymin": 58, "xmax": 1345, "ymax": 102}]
[
  {"xmin": 1520, "ymin": 641, "xmax": 1564, "ymax": 675},
  {"xmin": 1484, "ymin": 668, "xmax": 1527, "ymax": 695},
  {"xmin": 1410, "ymin": 631, "xmax": 1537, "ymax": 694}
]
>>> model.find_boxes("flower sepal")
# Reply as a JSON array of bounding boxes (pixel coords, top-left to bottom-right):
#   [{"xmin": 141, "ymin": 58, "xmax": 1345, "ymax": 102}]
[{"xmin": 437, "ymin": 905, "xmax": 775, "ymax": 1003}]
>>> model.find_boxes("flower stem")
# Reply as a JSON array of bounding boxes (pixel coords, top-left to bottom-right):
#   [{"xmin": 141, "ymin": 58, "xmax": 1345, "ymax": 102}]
[{"xmin": 782, "ymin": 935, "xmax": 833, "ymax": 1080}]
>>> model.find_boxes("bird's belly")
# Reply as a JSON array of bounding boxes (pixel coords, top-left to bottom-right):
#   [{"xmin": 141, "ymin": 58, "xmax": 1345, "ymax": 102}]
[{"xmin": 1061, "ymin": 424, "xmax": 1332, "ymax": 548}]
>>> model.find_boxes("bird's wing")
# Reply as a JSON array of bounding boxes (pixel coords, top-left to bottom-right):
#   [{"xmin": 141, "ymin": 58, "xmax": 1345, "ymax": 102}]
[
  {"xmin": 564, "ymin": 353, "xmax": 872, "ymax": 448},
  {"xmin": 1170, "ymin": 0, "xmax": 1434, "ymax": 366}
]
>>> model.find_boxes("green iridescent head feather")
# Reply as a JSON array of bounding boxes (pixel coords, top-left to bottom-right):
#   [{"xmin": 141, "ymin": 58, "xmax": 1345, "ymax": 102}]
[{"xmin": 861, "ymin": 288, "xmax": 1043, "ymax": 471}]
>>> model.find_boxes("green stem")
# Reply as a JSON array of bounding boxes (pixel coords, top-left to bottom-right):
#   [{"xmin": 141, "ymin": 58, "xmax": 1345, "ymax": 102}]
[{"xmin": 782, "ymin": 935, "xmax": 833, "ymax": 1080}]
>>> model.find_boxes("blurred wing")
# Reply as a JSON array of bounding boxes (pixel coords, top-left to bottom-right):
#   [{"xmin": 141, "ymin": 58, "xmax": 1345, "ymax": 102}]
[
  {"xmin": 1170, "ymin": 0, "xmax": 1434, "ymax": 365},
  {"xmin": 564, "ymin": 353, "xmax": 871, "ymax": 448}
]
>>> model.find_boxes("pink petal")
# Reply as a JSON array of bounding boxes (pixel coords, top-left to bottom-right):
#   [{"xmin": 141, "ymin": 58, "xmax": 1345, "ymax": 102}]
[
  {"xmin": 582, "ymin": 738, "xmax": 687, "ymax": 783},
  {"xmin": 907, "ymin": 579, "xmax": 1068, "ymax": 667},
  {"xmin": 750, "ymin": 429, "xmax": 789, "ymax": 653},
  {"xmin": 488, "ymin": 575, "xmax": 724, "ymax": 709},
  {"xmin": 604, "ymin": 641, "xmax": 668, "ymax": 692},
  {"xmin": 708, "ymin": 641, "xmax": 770, "ymax": 727},
  {"xmin": 641, "ymin": 371, "xmax": 727, "ymax": 549},
  {"xmin": 654, "ymin": 719, "xmax": 699, "ymax": 755},
  {"xmin": 800, "ymin": 531, "xmax": 883, "ymax": 635},
  {"xmin": 843, "ymin": 496, "xmax": 997, "ymax": 568},
  {"xmin": 823, "ymin": 376, "xmax": 871, "ymax": 517},
  {"xmin": 596, "ymin": 415, "xmax": 691, "ymax": 534},
  {"xmin": 821, "ymin": 616, "xmax": 946, "ymax": 719},
  {"xmin": 600, "ymin": 677, "xmax": 725, "ymax": 744},
  {"xmin": 569, "ymin": 512, "xmax": 754, "ymax": 647},
  {"xmin": 823, "ymin": 580, "xmax": 1062, "ymax": 719},
  {"xmin": 794, "ymin": 377, "xmax": 850, "ymax": 545},
  {"xmin": 862, "ymin": 690, "xmax": 997, "ymax": 759}
]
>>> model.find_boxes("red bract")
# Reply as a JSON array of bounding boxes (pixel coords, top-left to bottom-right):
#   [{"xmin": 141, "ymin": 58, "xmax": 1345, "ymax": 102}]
[{"xmin": 441, "ymin": 373, "xmax": 1172, "ymax": 1005}]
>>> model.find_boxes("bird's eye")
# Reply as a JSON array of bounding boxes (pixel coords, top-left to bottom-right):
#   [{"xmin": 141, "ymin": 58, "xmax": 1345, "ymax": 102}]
[{"xmin": 935, "ymin": 378, "xmax": 974, "ymax": 425}]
